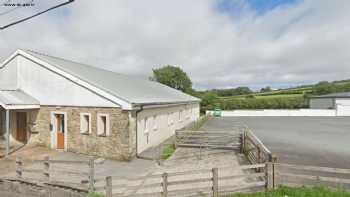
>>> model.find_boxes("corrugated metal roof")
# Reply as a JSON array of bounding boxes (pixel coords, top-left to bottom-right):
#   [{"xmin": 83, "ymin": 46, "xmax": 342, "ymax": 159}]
[
  {"xmin": 23, "ymin": 50, "xmax": 200, "ymax": 105},
  {"xmin": 0, "ymin": 90, "xmax": 39, "ymax": 105},
  {"xmin": 311, "ymin": 92, "xmax": 350, "ymax": 98}
]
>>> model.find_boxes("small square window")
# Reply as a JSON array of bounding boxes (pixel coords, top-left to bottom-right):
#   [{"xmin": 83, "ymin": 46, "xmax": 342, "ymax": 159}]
[
  {"xmin": 97, "ymin": 114, "xmax": 110, "ymax": 137},
  {"xmin": 80, "ymin": 113, "xmax": 91, "ymax": 134}
]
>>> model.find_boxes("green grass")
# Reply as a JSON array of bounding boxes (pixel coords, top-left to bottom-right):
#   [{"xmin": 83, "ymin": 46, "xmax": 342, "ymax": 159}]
[
  {"xmin": 161, "ymin": 143, "xmax": 176, "ymax": 159},
  {"xmin": 190, "ymin": 115, "xmax": 209, "ymax": 130},
  {"xmin": 87, "ymin": 192, "xmax": 105, "ymax": 197},
  {"xmin": 223, "ymin": 186, "xmax": 350, "ymax": 197}
]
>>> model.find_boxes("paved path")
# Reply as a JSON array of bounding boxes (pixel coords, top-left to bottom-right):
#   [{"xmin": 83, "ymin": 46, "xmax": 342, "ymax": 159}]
[{"xmin": 202, "ymin": 117, "xmax": 350, "ymax": 168}]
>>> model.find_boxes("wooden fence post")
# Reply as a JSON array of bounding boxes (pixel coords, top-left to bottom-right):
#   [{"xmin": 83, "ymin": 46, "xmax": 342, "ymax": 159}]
[
  {"xmin": 162, "ymin": 173, "xmax": 168, "ymax": 197},
  {"xmin": 106, "ymin": 176, "xmax": 112, "ymax": 197},
  {"xmin": 199, "ymin": 143, "xmax": 202, "ymax": 160},
  {"xmin": 271, "ymin": 155, "xmax": 277, "ymax": 189},
  {"xmin": 158, "ymin": 144, "xmax": 162, "ymax": 166},
  {"xmin": 212, "ymin": 168, "xmax": 219, "ymax": 197},
  {"xmin": 257, "ymin": 146, "xmax": 261, "ymax": 163},
  {"xmin": 174, "ymin": 131, "xmax": 178, "ymax": 149},
  {"xmin": 240, "ymin": 132, "xmax": 245, "ymax": 154},
  {"xmin": 89, "ymin": 157, "xmax": 95, "ymax": 192},
  {"xmin": 266, "ymin": 162, "xmax": 273, "ymax": 190},
  {"xmin": 43, "ymin": 155, "xmax": 50, "ymax": 182},
  {"xmin": 16, "ymin": 157, "xmax": 22, "ymax": 179}
]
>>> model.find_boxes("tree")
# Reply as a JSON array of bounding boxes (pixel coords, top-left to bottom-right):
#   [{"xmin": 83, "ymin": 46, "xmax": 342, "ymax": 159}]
[
  {"xmin": 152, "ymin": 65, "xmax": 193, "ymax": 93},
  {"xmin": 312, "ymin": 81, "xmax": 335, "ymax": 95},
  {"xmin": 200, "ymin": 92, "xmax": 218, "ymax": 110},
  {"xmin": 260, "ymin": 86, "xmax": 272, "ymax": 93}
]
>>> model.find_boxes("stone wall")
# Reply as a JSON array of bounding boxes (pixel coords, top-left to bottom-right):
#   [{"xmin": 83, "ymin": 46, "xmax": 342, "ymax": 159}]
[{"xmin": 29, "ymin": 106, "xmax": 133, "ymax": 160}]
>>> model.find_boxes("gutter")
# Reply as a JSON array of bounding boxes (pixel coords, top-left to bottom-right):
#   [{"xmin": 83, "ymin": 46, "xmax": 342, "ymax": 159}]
[{"xmin": 132, "ymin": 100, "xmax": 200, "ymax": 109}]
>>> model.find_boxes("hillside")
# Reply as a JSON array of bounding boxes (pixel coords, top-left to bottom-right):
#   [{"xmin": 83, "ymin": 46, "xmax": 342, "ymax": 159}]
[{"xmin": 198, "ymin": 79, "xmax": 350, "ymax": 111}]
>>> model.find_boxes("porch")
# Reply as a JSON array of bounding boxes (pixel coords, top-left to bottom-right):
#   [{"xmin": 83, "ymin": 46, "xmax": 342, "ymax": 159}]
[{"xmin": 0, "ymin": 90, "xmax": 40, "ymax": 156}]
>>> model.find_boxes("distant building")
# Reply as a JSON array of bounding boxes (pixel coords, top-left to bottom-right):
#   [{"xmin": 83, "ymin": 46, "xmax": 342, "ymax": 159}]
[
  {"xmin": 0, "ymin": 49, "xmax": 200, "ymax": 159},
  {"xmin": 310, "ymin": 92, "xmax": 350, "ymax": 115}
]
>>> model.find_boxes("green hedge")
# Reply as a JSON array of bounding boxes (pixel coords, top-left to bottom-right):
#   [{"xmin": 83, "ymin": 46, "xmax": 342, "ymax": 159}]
[{"xmin": 216, "ymin": 96, "xmax": 308, "ymax": 110}]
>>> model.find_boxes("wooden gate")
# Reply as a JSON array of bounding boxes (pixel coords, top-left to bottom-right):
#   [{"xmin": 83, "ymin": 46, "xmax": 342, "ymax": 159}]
[{"xmin": 175, "ymin": 130, "xmax": 241, "ymax": 150}]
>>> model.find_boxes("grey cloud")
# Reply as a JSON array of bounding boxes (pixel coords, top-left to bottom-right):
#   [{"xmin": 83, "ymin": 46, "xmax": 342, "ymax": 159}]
[{"xmin": 1, "ymin": 0, "xmax": 350, "ymax": 90}]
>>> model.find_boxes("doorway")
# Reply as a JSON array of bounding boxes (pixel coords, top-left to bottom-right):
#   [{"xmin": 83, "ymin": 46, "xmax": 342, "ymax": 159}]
[
  {"xmin": 54, "ymin": 113, "xmax": 66, "ymax": 150},
  {"xmin": 16, "ymin": 112, "xmax": 27, "ymax": 143}
]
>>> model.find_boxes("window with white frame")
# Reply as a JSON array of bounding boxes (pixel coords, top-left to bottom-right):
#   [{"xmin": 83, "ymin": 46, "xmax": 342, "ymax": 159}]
[
  {"xmin": 97, "ymin": 114, "xmax": 110, "ymax": 136},
  {"xmin": 80, "ymin": 113, "xmax": 91, "ymax": 134},
  {"xmin": 153, "ymin": 115, "xmax": 158, "ymax": 131}
]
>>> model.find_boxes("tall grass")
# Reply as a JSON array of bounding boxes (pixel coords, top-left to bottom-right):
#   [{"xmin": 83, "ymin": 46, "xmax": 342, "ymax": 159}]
[{"xmin": 223, "ymin": 186, "xmax": 350, "ymax": 197}]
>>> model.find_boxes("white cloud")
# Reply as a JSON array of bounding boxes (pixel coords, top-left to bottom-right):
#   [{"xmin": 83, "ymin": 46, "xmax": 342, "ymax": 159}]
[{"xmin": 1, "ymin": 0, "xmax": 350, "ymax": 90}]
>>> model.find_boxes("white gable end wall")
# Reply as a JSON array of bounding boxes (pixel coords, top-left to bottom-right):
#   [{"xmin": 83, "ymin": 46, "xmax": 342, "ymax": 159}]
[
  {"xmin": 16, "ymin": 55, "xmax": 119, "ymax": 107},
  {"xmin": 0, "ymin": 57, "xmax": 18, "ymax": 90}
]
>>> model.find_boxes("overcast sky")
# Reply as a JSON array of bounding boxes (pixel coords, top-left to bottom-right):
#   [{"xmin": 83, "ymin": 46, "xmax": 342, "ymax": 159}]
[{"xmin": 1, "ymin": 0, "xmax": 350, "ymax": 90}]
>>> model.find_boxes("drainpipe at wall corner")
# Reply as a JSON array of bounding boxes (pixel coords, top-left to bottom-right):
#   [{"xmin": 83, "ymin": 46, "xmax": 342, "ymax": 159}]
[
  {"xmin": 5, "ymin": 109, "xmax": 10, "ymax": 156},
  {"xmin": 134, "ymin": 105, "xmax": 144, "ymax": 158}
]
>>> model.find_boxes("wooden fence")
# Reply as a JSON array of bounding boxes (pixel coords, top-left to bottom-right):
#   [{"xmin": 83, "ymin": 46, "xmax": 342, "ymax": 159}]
[
  {"xmin": 272, "ymin": 163, "xmax": 350, "ymax": 190},
  {"xmin": 15, "ymin": 156, "xmax": 98, "ymax": 192},
  {"xmin": 95, "ymin": 163, "xmax": 267, "ymax": 197},
  {"xmin": 242, "ymin": 129, "xmax": 276, "ymax": 165},
  {"xmin": 175, "ymin": 130, "xmax": 241, "ymax": 150}
]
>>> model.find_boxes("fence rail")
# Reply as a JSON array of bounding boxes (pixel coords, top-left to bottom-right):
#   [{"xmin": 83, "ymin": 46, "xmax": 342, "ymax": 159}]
[
  {"xmin": 12, "ymin": 129, "xmax": 350, "ymax": 196},
  {"xmin": 175, "ymin": 130, "xmax": 241, "ymax": 150},
  {"xmin": 15, "ymin": 156, "xmax": 97, "ymax": 192},
  {"xmin": 242, "ymin": 129, "xmax": 276, "ymax": 165},
  {"xmin": 96, "ymin": 164, "xmax": 266, "ymax": 197},
  {"xmin": 273, "ymin": 163, "xmax": 350, "ymax": 189}
]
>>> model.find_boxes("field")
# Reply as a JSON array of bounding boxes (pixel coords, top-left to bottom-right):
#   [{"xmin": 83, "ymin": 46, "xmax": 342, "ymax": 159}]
[
  {"xmin": 198, "ymin": 79, "xmax": 350, "ymax": 110},
  {"xmin": 225, "ymin": 186, "xmax": 350, "ymax": 197},
  {"xmin": 220, "ymin": 94, "xmax": 303, "ymax": 100}
]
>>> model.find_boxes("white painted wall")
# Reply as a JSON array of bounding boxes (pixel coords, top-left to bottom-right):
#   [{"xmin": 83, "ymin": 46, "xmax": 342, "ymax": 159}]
[
  {"xmin": 0, "ymin": 58, "xmax": 18, "ymax": 90},
  {"xmin": 137, "ymin": 103, "xmax": 200, "ymax": 154},
  {"xmin": 207, "ymin": 109, "xmax": 337, "ymax": 117},
  {"xmin": 16, "ymin": 56, "xmax": 119, "ymax": 107},
  {"xmin": 335, "ymin": 98, "xmax": 350, "ymax": 116}
]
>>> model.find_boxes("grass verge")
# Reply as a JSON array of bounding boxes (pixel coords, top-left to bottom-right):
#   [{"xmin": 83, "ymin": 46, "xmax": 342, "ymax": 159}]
[
  {"xmin": 223, "ymin": 186, "xmax": 350, "ymax": 197},
  {"xmin": 87, "ymin": 192, "xmax": 105, "ymax": 197},
  {"xmin": 191, "ymin": 115, "xmax": 209, "ymax": 131},
  {"xmin": 161, "ymin": 143, "xmax": 176, "ymax": 159}
]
